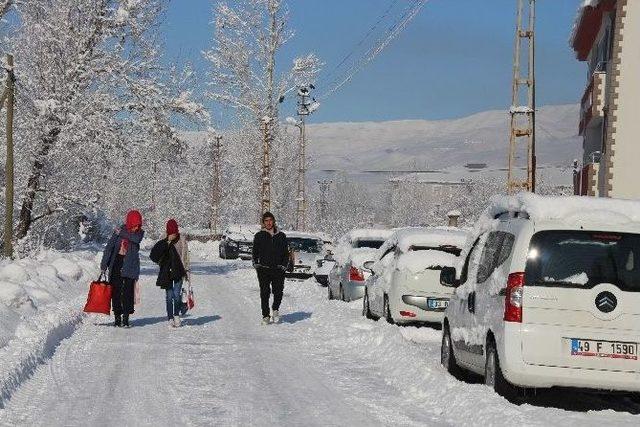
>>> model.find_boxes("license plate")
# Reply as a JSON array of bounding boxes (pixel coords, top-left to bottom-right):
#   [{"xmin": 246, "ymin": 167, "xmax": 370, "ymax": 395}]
[
  {"xmin": 427, "ymin": 298, "xmax": 449, "ymax": 310},
  {"xmin": 570, "ymin": 338, "xmax": 638, "ymax": 360}
]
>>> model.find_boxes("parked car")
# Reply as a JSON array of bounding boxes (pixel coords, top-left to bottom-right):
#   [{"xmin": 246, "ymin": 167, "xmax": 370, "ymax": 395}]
[
  {"xmin": 219, "ymin": 224, "xmax": 259, "ymax": 260},
  {"xmin": 328, "ymin": 228, "xmax": 393, "ymax": 302},
  {"xmin": 362, "ymin": 227, "xmax": 469, "ymax": 324},
  {"xmin": 440, "ymin": 194, "xmax": 640, "ymax": 400},
  {"xmin": 313, "ymin": 252, "xmax": 336, "ymax": 287},
  {"xmin": 286, "ymin": 232, "xmax": 325, "ymax": 279}
]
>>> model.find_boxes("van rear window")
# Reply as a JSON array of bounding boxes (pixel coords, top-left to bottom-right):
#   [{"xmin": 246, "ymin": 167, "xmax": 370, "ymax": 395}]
[{"xmin": 525, "ymin": 231, "xmax": 640, "ymax": 292}]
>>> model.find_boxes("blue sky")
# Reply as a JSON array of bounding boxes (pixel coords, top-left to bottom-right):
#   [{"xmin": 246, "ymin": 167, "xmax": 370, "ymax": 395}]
[{"xmin": 162, "ymin": 0, "xmax": 585, "ymax": 124}]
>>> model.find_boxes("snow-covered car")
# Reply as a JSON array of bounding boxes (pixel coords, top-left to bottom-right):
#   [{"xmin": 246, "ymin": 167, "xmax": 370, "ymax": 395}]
[
  {"xmin": 313, "ymin": 254, "xmax": 336, "ymax": 287},
  {"xmin": 362, "ymin": 227, "xmax": 469, "ymax": 324},
  {"xmin": 219, "ymin": 224, "xmax": 260, "ymax": 260},
  {"xmin": 327, "ymin": 228, "xmax": 393, "ymax": 302},
  {"xmin": 440, "ymin": 194, "xmax": 640, "ymax": 400},
  {"xmin": 286, "ymin": 232, "xmax": 325, "ymax": 279}
]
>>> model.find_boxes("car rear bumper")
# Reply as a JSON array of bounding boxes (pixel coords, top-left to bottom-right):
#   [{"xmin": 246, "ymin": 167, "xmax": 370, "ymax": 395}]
[
  {"xmin": 501, "ymin": 323, "xmax": 640, "ymax": 391},
  {"xmin": 392, "ymin": 290, "xmax": 449, "ymax": 323}
]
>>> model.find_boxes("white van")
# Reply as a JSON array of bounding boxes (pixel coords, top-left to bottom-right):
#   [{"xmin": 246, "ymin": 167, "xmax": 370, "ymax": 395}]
[{"xmin": 440, "ymin": 194, "xmax": 640, "ymax": 400}]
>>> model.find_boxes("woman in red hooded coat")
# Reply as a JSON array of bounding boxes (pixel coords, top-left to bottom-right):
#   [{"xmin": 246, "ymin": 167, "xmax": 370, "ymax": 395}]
[{"xmin": 100, "ymin": 210, "xmax": 145, "ymax": 327}]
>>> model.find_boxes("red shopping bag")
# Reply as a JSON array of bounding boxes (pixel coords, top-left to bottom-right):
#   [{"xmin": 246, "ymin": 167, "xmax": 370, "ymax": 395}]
[
  {"xmin": 187, "ymin": 289, "xmax": 195, "ymax": 310},
  {"xmin": 83, "ymin": 274, "xmax": 112, "ymax": 315}
]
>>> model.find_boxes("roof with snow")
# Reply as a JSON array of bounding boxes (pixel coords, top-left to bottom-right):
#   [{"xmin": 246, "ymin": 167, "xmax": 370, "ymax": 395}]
[
  {"xmin": 571, "ymin": 0, "xmax": 615, "ymax": 61},
  {"xmin": 348, "ymin": 228, "xmax": 393, "ymax": 243},
  {"xmin": 484, "ymin": 193, "xmax": 640, "ymax": 226},
  {"xmin": 382, "ymin": 227, "xmax": 471, "ymax": 254}
]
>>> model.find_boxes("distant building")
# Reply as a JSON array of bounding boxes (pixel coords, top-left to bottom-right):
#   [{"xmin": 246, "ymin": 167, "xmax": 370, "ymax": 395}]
[{"xmin": 571, "ymin": 0, "xmax": 640, "ymax": 198}]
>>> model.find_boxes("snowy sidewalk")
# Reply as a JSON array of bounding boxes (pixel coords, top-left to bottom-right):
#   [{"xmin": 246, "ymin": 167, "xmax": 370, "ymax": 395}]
[{"xmin": 0, "ymin": 253, "xmax": 639, "ymax": 426}]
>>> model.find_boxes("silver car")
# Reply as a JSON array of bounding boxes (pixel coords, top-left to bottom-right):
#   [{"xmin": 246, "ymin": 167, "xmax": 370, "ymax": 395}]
[
  {"xmin": 328, "ymin": 229, "xmax": 393, "ymax": 302},
  {"xmin": 285, "ymin": 232, "xmax": 325, "ymax": 280}
]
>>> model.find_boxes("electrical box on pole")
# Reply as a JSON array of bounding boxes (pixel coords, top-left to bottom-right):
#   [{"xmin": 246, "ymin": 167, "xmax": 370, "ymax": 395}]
[{"xmin": 507, "ymin": 0, "xmax": 536, "ymax": 194}]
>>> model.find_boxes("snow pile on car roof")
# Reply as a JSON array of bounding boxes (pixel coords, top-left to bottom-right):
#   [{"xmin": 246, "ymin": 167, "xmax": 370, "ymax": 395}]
[
  {"xmin": 348, "ymin": 228, "xmax": 393, "ymax": 242},
  {"xmin": 386, "ymin": 227, "xmax": 470, "ymax": 253},
  {"xmin": 484, "ymin": 193, "xmax": 640, "ymax": 226}
]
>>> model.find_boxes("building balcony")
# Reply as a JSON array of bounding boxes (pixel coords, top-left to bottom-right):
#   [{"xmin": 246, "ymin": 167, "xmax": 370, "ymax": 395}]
[{"xmin": 579, "ymin": 70, "xmax": 607, "ymax": 136}]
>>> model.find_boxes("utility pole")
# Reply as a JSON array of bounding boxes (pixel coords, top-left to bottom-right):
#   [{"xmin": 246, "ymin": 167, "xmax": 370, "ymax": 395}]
[
  {"xmin": 295, "ymin": 84, "xmax": 316, "ymax": 231},
  {"xmin": 3, "ymin": 54, "xmax": 15, "ymax": 258},
  {"xmin": 507, "ymin": 0, "xmax": 536, "ymax": 194},
  {"xmin": 210, "ymin": 134, "xmax": 222, "ymax": 236},
  {"xmin": 260, "ymin": 116, "xmax": 272, "ymax": 216}
]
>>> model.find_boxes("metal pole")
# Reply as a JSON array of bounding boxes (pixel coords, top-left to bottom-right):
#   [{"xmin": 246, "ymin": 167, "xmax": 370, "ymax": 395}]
[
  {"xmin": 4, "ymin": 54, "xmax": 14, "ymax": 258},
  {"xmin": 528, "ymin": 0, "xmax": 536, "ymax": 193},
  {"xmin": 211, "ymin": 135, "xmax": 222, "ymax": 236}
]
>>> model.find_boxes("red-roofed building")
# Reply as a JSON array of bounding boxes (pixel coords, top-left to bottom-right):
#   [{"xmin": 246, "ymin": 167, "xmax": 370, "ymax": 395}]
[{"xmin": 571, "ymin": 0, "xmax": 640, "ymax": 198}]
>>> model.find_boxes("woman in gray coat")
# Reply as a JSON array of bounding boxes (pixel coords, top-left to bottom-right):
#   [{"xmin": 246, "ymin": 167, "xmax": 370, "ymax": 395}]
[{"xmin": 100, "ymin": 210, "xmax": 145, "ymax": 327}]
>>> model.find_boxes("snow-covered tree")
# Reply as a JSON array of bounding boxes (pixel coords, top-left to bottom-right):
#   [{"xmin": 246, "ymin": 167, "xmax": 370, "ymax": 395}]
[
  {"xmin": 204, "ymin": 0, "xmax": 321, "ymax": 223},
  {"xmin": 4, "ymin": 0, "xmax": 207, "ymax": 251}
]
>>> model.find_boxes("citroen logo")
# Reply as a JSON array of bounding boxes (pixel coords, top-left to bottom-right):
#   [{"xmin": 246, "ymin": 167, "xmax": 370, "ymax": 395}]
[{"xmin": 595, "ymin": 291, "xmax": 617, "ymax": 313}]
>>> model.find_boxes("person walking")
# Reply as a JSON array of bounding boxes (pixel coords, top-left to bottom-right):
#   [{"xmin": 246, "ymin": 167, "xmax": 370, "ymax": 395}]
[
  {"xmin": 252, "ymin": 212, "xmax": 289, "ymax": 325},
  {"xmin": 150, "ymin": 219, "xmax": 190, "ymax": 328},
  {"xmin": 100, "ymin": 210, "xmax": 144, "ymax": 328}
]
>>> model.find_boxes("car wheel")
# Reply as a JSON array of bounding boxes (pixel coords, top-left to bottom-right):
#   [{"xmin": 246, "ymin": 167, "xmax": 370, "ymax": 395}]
[
  {"xmin": 328, "ymin": 286, "xmax": 334, "ymax": 300},
  {"xmin": 485, "ymin": 339, "xmax": 520, "ymax": 402},
  {"xmin": 362, "ymin": 291, "xmax": 378, "ymax": 321},
  {"xmin": 384, "ymin": 295, "xmax": 394, "ymax": 324},
  {"xmin": 441, "ymin": 324, "xmax": 464, "ymax": 378}
]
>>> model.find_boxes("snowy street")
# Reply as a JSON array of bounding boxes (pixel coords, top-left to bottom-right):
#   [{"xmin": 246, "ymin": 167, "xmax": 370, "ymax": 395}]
[{"xmin": 1, "ymin": 248, "xmax": 639, "ymax": 426}]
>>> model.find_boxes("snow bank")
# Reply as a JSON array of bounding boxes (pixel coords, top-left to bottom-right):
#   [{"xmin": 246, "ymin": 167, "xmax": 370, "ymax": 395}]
[
  {"xmin": 0, "ymin": 250, "xmax": 99, "ymax": 407},
  {"xmin": 188, "ymin": 241, "xmax": 220, "ymax": 262}
]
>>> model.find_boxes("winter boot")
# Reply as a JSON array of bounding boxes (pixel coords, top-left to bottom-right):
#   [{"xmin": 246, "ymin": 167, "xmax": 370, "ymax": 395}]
[
  {"xmin": 122, "ymin": 314, "xmax": 130, "ymax": 328},
  {"xmin": 272, "ymin": 310, "xmax": 280, "ymax": 324},
  {"xmin": 262, "ymin": 316, "xmax": 271, "ymax": 325},
  {"xmin": 168, "ymin": 318, "xmax": 174, "ymax": 328},
  {"xmin": 114, "ymin": 314, "xmax": 122, "ymax": 327},
  {"xmin": 174, "ymin": 315, "xmax": 181, "ymax": 328}
]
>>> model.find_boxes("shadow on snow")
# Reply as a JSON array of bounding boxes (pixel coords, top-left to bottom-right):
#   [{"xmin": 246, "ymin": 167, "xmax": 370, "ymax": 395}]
[{"xmin": 280, "ymin": 311, "xmax": 312, "ymax": 324}]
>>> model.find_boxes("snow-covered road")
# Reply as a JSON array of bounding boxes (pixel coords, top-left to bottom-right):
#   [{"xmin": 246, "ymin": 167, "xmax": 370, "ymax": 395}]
[{"xmin": 1, "ymin": 250, "xmax": 639, "ymax": 426}]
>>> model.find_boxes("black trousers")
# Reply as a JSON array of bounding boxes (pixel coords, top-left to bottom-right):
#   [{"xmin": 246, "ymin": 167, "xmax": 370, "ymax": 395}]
[
  {"xmin": 110, "ymin": 255, "xmax": 135, "ymax": 316},
  {"xmin": 257, "ymin": 268, "xmax": 285, "ymax": 318}
]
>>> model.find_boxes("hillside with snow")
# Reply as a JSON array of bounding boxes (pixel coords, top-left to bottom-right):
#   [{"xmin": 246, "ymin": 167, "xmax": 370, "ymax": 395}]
[{"xmin": 305, "ymin": 104, "xmax": 580, "ymax": 181}]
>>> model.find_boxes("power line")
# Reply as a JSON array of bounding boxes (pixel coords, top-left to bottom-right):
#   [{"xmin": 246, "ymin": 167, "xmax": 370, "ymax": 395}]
[
  {"xmin": 316, "ymin": 0, "xmax": 401, "ymax": 90},
  {"xmin": 318, "ymin": 0, "xmax": 428, "ymax": 101}
]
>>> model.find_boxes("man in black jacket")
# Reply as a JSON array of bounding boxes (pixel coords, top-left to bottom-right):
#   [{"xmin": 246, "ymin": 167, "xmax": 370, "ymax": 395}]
[{"xmin": 252, "ymin": 211, "xmax": 289, "ymax": 325}]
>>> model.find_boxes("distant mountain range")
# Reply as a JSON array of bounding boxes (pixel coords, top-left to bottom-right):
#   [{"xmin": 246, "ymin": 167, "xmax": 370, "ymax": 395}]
[{"xmin": 305, "ymin": 104, "xmax": 581, "ymax": 185}]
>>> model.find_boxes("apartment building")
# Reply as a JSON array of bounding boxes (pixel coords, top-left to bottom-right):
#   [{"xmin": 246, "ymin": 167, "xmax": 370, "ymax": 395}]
[{"xmin": 572, "ymin": 0, "xmax": 640, "ymax": 198}]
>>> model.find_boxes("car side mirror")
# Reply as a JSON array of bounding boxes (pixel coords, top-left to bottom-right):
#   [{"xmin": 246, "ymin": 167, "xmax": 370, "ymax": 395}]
[
  {"xmin": 440, "ymin": 267, "xmax": 460, "ymax": 287},
  {"xmin": 363, "ymin": 260, "xmax": 375, "ymax": 273}
]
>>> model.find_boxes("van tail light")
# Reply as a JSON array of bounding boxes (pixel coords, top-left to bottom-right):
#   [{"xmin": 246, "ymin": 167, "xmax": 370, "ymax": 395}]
[
  {"xmin": 349, "ymin": 266, "xmax": 365, "ymax": 282},
  {"xmin": 504, "ymin": 272, "xmax": 525, "ymax": 323}
]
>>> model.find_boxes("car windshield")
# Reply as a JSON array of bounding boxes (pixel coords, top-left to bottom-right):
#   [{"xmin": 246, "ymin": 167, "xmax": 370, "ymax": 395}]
[
  {"xmin": 288, "ymin": 238, "xmax": 321, "ymax": 253},
  {"xmin": 525, "ymin": 230, "xmax": 640, "ymax": 292},
  {"xmin": 354, "ymin": 239, "xmax": 385, "ymax": 249}
]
